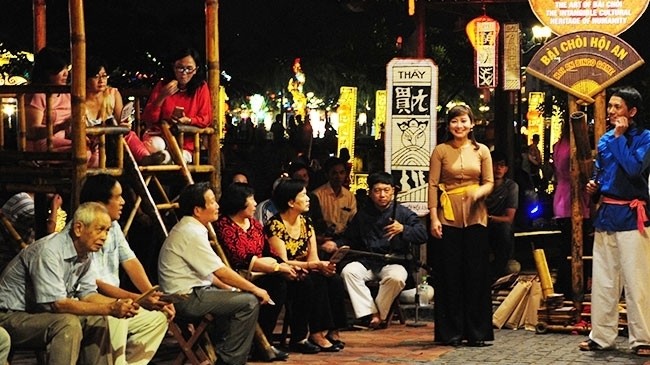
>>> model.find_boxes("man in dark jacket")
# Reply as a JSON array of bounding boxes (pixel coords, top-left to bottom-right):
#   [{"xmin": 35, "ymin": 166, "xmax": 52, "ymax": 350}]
[{"xmin": 338, "ymin": 172, "xmax": 427, "ymax": 328}]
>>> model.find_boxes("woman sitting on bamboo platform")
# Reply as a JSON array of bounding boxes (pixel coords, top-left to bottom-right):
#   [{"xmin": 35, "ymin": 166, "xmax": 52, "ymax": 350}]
[
  {"xmin": 265, "ymin": 179, "xmax": 347, "ymax": 354},
  {"xmin": 85, "ymin": 57, "xmax": 167, "ymax": 166},
  {"xmin": 215, "ymin": 182, "xmax": 296, "ymax": 346},
  {"xmin": 25, "ymin": 47, "xmax": 97, "ymax": 166},
  {"xmin": 141, "ymin": 47, "xmax": 212, "ymax": 162}
]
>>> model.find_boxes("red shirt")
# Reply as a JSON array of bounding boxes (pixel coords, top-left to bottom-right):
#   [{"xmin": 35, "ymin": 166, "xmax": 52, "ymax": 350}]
[
  {"xmin": 214, "ymin": 215, "xmax": 266, "ymax": 270},
  {"xmin": 142, "ymin": 80, "xmax": 212, "ymax": 151}
]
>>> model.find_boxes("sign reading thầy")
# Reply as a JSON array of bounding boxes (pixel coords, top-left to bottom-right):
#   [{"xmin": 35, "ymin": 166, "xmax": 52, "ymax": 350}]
[
  {"xmin": 385, "ymin": 58, "xmax": 438, "ymax": 216},
  {"xmin": 526, "ymin": 31, "xmax": 644, "ymax": 103},
  {"xmin": 529, "ymin": 0, "xmax": 649, "ymax": 36}
]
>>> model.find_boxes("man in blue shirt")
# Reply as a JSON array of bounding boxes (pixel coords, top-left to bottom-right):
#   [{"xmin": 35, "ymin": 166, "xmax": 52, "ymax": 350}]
[
  {"xmin": 580, "ymin": 86, "xmax": 650, "ymax": 357},
  {"xmin": 0, "ymin": 202, "xmax": 139, "ymax": 365},
  {"xmin": 339, "ymin": 172, "xmax": 427, "ymax": 328}
]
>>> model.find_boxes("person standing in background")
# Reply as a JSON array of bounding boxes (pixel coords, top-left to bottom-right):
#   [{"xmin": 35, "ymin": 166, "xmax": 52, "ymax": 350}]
[
  {"xmin": 428, "ymin": 105, "xmax": 494, "ymax": 347},
  {"xmin": 528, "ymin": 134, "xmax": 542, "ymax": 189},
  {"xmin": 551, "ymin": 120, "xmax": 590, "ymax": 300}
]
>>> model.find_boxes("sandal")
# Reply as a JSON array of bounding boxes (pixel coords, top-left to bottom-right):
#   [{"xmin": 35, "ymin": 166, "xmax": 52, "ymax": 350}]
[
  {"xmin": 578, "ymin": 339, "xmax": 613, "ymax": 352},
  {"xmin": 634, "ymin": 345, "xmax": 650, "ymax": 357}
]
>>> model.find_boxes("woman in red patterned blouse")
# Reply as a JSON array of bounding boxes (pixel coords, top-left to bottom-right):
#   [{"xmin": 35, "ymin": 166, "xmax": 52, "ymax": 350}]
[{"xmin": 215, "ymin": 182, "xmax": 298, "ymax": 342}]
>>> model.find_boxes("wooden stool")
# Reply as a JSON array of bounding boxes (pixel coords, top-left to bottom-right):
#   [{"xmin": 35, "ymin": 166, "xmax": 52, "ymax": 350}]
[
  {"xmin": 168, "ymin": 314, "xmax": 216, "ymax": 365},
  {"xmin": 363, "ymin": 279, "xmax": 406, "ymax": 327}
]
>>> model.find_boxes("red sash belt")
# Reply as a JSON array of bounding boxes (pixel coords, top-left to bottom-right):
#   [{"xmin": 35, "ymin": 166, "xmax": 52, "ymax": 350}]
[{"xmin": 602, "ymin": 196, "xmax": 648, "ymax": 233}]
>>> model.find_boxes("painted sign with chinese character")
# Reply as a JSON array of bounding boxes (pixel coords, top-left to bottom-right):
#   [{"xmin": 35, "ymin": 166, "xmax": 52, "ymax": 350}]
[
  {"xmin": 529, "ymin": 0, "xmax": 649, "ymax": 36},
  {"xmin": 503, "ymin": 23, "xmax": 521, "ymax": 91},
  {"xmin": 527, "ymin": 31, "xmax": 644, "ymax": 103},
  {"xmin": 385, "ymin": 58, "xmax": 438, "ymax": 216},
  {"xmin": 467, "ymin": 15, "xmax": 500, "ymax": 89}
]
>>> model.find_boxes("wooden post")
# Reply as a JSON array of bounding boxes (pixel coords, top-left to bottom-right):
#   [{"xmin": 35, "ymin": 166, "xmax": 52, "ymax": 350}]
[
  {"xmin": 415, "ymin": 0, "xmax": 426, "ymax": 59},
  {"xmin": 33, "ymin": 0, "xmax": 46, "ymax": 53},
  {"xmin": 567, "ymin": 104, "xmax": 591, "ymax": 307},
  {"xmin": 204, "ymin": 1, "xmax": 274, "ymax": 359},
  {"xmin": 205, "ymin": 0, "xmax": 222, "ymax": 197},
  {"xmin": 69, "ymin": 0, "xmax": 87, "ymax": 211}
]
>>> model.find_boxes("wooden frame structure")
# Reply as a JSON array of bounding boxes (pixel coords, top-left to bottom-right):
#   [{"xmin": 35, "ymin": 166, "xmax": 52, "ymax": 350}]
[{"xmin": 1, "ymin": 0, "xmax": 275, "ymax": 359}]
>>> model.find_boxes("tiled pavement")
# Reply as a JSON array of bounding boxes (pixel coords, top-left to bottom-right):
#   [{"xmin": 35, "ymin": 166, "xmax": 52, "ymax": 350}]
[
  {"xmin": 13, "ymin": 319, "xmax": 650, "ymax": 364},
  {"xmin": 150, "ymin": 319, "xmax": 650, "ymax": 365}
]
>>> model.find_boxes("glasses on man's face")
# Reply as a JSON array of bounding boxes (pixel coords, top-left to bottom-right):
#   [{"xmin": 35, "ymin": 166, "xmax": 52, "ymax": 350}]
[
  {"xmin": 92, "ymin": 74, "xmax": 109, "ymax": 80},
  {"xmin": 175, "ymin": 66, "xmax": 197, "ymax": 74},
  {"xmin": 371, "ymin": 187, "xmax": 393, "ymax": 195}
]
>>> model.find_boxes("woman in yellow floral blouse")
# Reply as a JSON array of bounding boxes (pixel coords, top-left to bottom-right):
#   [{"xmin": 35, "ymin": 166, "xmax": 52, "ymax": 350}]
[{"xmin": 265, "ymin": 178, "xmax": 347, "ymax": 354}]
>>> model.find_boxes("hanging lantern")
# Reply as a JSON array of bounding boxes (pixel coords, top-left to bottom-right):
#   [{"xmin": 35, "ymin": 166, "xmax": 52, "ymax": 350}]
[{"xmin": 466, "ymin": 15, "xmax": 500, "ymax": 89}]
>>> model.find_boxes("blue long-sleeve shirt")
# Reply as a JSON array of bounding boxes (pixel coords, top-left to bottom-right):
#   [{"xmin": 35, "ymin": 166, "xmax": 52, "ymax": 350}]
[
  {"xmin": 592, "ymin": 126, "xmax": 650, "ymax": 232},
  {"xmin": 338, "ymin": 201, "xmax": 427, "ymax": 271}
]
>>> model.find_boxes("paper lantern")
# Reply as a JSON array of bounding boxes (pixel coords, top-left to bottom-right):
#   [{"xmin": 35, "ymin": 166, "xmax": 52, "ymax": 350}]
[{"xmin": 466, "ymin": 15, "xmax": 500, "ymax": 88}]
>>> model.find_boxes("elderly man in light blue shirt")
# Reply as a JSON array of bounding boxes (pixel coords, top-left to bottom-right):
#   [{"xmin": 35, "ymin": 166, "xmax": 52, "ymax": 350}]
[{"xmin": 0, "ymin": 202, "xmax": 139, "ymax": 365}]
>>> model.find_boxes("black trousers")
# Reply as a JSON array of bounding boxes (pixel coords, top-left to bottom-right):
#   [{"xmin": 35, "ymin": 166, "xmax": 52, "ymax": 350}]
[
  {"xmin": 432, "ymin": 224, "xmax": 494, "ymax": 343},
  {"xmin": 309, "ymin": 272, "xmax": 348, "ymax": 333},
  {"xmin": 254, "ymin": 274, "xmax": 288, "ymax": 339}
]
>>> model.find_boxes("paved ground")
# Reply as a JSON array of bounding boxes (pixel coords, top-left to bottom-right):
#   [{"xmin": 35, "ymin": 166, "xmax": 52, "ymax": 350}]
[
  {"xmin": 152, "ymin": 318, "xmax": 649, "ymax": 365},
  {"xmin": 13, "ymin": 318, "xmax": 650, "ymax": 365}
]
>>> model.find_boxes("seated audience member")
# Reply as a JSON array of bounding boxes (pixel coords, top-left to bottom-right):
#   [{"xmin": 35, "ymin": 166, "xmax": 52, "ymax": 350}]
[
  {"xmin": 254, "ymin": 176, "xmax": 285, "ymax": 226},
  {"xmin": 215, "ymin": 182, "xmax": 292, "ymax": 361},
  {"xmin": 77, "ymin": 174, "xmax": 170, "ymax": 364},
  {"xmin": 85, "ymin": 57, "xmax": 167, "ymax": 166},
  {"xmin": 231, "ymin": 170, "xmax": 250, "ymax": 184},
  {"xmin": 25, "ymin": 47, "xmax": 96, "ymax": 166},
  {"xmin": 0, "ymin": 192, "xmax": 62, "ymax": 269},
  {"xmin": 142, "ymin": 47, "xmax": 212, "ymax": 162},
  {"xmin": 339, "ymin": 172, "xmax": 427, "ymax": 328},
  {"xmin": 485, "ymin": 151, "xmax": 519, "ymax": 280},
  {"xmin": 0, "ymin": 202, "xmax": 139, "ymax": 365},
  {"xmin": 287, "ymin": 161, "xmax": 327, "ymax": 240},
  {"xmin": 0, "ymin": 326, "xmax": 9, "ymax": 365},
  {"xmin": 158, "ymin": 182, "xmax": 271, "ymax": 365},
  {"xmin": 266, "ymin": 179, "xmax": 347, "ymax": 353},
  {"xmin": 313, "ymin": 157, "xmax": 357, "ymax": 246}
]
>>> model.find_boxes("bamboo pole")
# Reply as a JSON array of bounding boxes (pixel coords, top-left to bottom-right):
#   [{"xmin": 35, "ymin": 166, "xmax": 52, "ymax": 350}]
[
  {"xmin": 568, "ymin": 108, "xmax": 591, "ymax": 307},
  {"xmin": 69, "ymin": 0, "xmax": 87, "ymax": 211},
  {"xmin": 33, "ymin": 0, "xmax": 46, "ymax": 52},
  {"xmin": 205, "ymin": 0, "xmax": 221, "ymax": 197},
  {"xmin": 533, "ymin": 248, "xmax": 554, "ymax": 299}
]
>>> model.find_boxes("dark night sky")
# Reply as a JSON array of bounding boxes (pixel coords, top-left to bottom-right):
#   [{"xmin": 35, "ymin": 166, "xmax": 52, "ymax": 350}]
[{"xmin": 2, "ymin": 1, "xmax": 650, "ymax": 97}]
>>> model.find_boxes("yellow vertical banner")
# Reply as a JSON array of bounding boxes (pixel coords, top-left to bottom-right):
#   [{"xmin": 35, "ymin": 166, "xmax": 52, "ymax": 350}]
[
  {"xmin": 375, "ymin": 90, "xmax": 386, "ymax": 140},
  {"xmin": 527, "ymin": 91, "xmax": 545, "ymax": 163},
  {"xmin": 337, "ymin": 86, "xmax": 357, "ymax": 167},
  {"xmin": 502, "ymin": 23, "xmax": 521, "ymax": 91}
]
